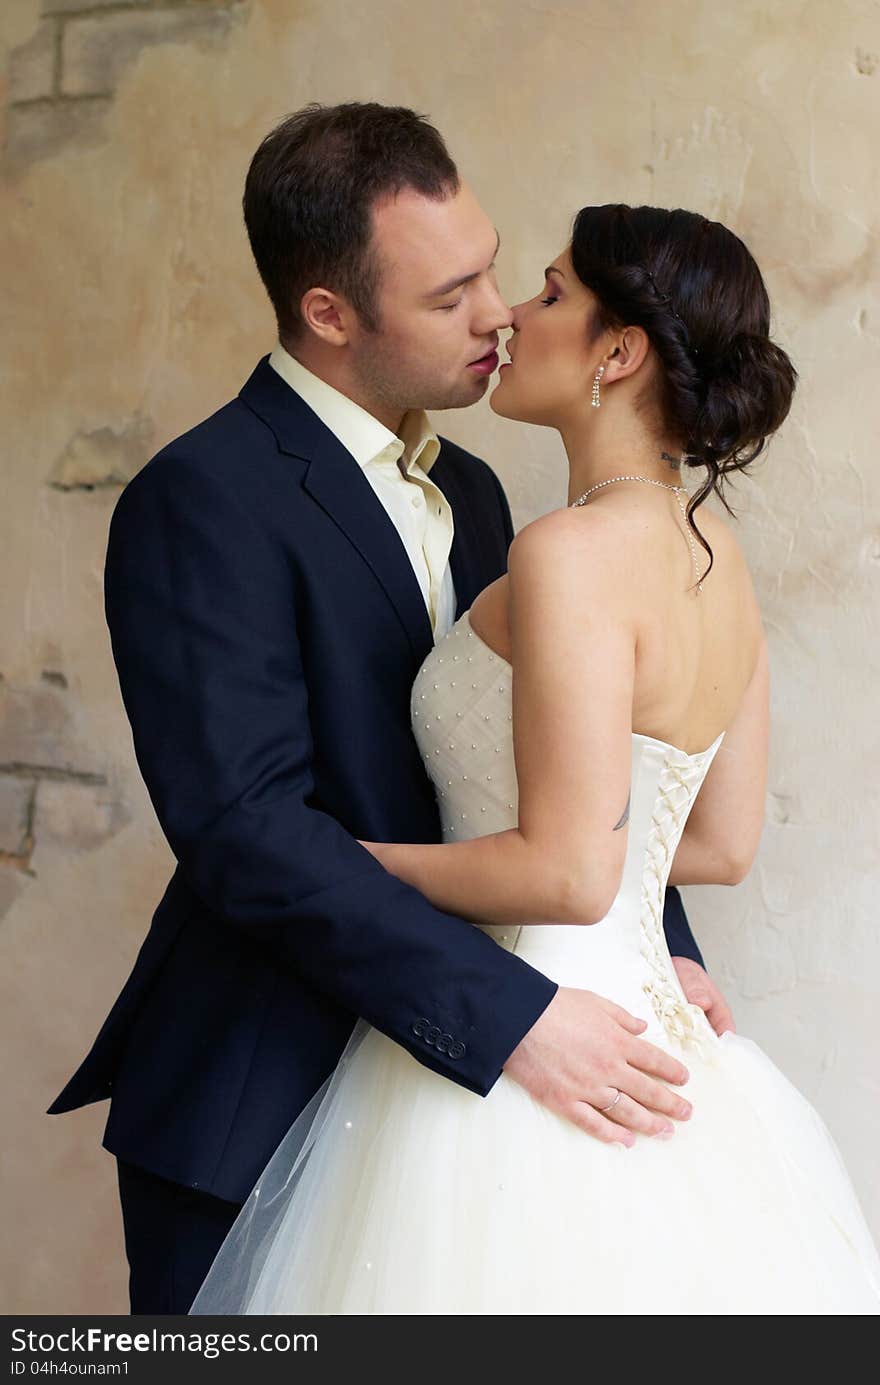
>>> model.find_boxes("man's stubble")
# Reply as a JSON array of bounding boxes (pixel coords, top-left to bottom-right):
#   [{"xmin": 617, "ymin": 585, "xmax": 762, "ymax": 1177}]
[{"xmin": 353, "ymin": 326, "xmax": 490, "ymax": 419}]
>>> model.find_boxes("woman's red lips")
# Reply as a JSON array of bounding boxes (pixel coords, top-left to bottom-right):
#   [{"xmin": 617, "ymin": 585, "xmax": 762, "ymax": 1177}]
[{"xmin": 467, "ymin": 349, "xmax": 499, "ymax": 376}]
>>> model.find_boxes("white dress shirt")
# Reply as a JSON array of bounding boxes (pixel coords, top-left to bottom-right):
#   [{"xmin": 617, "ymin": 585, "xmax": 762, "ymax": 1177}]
[{"xmin": 269, "ymin": 344, "xmax": 456, "ymax": 639}]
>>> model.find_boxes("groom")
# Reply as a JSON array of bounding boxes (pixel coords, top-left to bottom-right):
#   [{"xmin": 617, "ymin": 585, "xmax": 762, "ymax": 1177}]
[{"xmin": 48, "ymin": 102, "xmax": 733, "ymax": 1314}]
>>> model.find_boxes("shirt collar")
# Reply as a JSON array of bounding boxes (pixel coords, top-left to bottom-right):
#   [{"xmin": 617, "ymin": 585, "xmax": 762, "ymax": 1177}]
[{"xmin": 268, "ymin": 342, "xmax": 439, "ymax": 475}]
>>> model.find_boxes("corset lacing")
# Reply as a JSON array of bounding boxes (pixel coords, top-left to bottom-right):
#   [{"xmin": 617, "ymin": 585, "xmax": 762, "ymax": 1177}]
[{"xmin": 640, "ymin": 752, "xmax": 716, "ymax": 1056}]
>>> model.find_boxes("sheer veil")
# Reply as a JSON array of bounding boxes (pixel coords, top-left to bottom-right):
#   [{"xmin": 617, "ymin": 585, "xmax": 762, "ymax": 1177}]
[{"xmin": 189, "ymin": 1018, "xmax": 372, "ymax": 1315}]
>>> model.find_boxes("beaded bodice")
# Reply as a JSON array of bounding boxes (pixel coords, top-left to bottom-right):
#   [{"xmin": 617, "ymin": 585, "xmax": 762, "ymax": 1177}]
[{"xmin": 412, "ymin": 610, "xmax": 725, "ymax": 1055}]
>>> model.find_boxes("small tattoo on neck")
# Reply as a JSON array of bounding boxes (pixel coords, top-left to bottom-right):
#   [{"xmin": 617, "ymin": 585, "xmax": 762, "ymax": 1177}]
[
  {"xmin": 613, "ymin": 792, "xmax": 631, "ymax": 832},
  {"xmin": 660, "ymin": 451, "xmax": 681, "ymax": 470}
]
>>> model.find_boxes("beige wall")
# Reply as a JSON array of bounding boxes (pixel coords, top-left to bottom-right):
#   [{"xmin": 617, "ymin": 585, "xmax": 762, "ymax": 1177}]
[{"xmin": 2, "ymin": 0, "xmax": 878, "ymax": 1313}]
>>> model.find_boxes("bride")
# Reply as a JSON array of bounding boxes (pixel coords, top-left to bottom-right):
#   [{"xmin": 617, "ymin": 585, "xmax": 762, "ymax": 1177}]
[{"xmin": 191, "ymin": 204, "xmax": 880, "ymax": 1315}]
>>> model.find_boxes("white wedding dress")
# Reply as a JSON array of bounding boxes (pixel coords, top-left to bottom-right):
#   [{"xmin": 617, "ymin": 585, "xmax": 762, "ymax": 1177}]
[{"xmin": 191, "ymin": 610, "xmax": 880, "ymax": 1315}]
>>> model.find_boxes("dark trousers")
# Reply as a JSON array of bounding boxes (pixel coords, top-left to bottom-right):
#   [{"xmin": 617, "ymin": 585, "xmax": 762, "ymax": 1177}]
[{"xmin": 116, "ymin": 1158, "xmax": 242, "ymax": 1314}]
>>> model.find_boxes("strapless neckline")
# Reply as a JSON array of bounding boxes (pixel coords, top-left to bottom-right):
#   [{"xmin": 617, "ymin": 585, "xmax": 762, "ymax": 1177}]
[{"xmin": 458, "ymin": 609, "xmax": 725, "ymax": 763}]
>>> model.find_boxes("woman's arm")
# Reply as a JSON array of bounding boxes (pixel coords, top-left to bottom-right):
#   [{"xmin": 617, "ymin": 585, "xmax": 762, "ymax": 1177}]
[
  {"xmin": 668, "ymin": 637, "xmax": 769, "ymax": 886},
  {"xmin": 361, "ymin": 509, "xmax": 637, "ymax": 926}
]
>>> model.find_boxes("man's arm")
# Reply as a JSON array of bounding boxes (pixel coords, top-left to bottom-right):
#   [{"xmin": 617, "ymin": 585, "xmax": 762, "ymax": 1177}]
[
  {"xmin": 663, "ymin": 889, "xmax": 704, "ymax": 968},
  {"xmin": 104, "ymin": 456, "xmax": 557, "ymax": 1097}
]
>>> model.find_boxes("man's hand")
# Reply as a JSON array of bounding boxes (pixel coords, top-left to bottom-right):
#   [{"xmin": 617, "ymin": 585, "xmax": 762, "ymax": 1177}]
[
  {"xmin": 672, "ymin": 956, "xmax": 736, "ymax": 1037},
  {"xmin": 503, "ymin": 986, "xmax": 692, "ymax": 1148}
]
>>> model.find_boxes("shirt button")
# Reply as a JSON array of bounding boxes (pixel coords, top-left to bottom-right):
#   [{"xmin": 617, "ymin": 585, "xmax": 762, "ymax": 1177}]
[{"xmin": 411, "ymin": 491, "xmax": 423, "ymax": 507}]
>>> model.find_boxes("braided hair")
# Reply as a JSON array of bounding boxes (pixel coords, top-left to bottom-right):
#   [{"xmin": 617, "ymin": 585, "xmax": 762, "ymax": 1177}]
[{"xmin": 570, "ymin": 205, "xmax": 797, "ymax": 580}]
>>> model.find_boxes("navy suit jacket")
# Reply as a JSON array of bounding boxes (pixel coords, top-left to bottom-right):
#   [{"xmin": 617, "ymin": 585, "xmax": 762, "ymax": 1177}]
[{"xmin": 47, "ymin": 357, "xmax": 702, "ymax": 1204}]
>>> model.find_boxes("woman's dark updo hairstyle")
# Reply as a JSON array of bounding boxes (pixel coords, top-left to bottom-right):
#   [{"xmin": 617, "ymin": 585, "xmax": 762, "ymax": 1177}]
[{"xmin": 570, "ymin": 204, "xmax": 797, "ymax": 580}]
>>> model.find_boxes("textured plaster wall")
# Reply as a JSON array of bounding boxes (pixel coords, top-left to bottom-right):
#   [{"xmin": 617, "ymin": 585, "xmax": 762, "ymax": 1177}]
[{"xmin": 1, "ymin": 0, "xmax": 878, "ymax": 1313}]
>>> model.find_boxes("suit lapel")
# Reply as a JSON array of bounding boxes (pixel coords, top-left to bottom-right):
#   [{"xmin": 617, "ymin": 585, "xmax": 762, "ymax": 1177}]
[
  {"xmin": 303, "ymin": 457, "xmax": 434, "ymax": 658},
  {"xmin": 240, "ymin": 358, "xmax": 434, "ymax": 661},
  {"xmin": 428, "ymin": 452, "xmax": 483, "ymax": 617}
]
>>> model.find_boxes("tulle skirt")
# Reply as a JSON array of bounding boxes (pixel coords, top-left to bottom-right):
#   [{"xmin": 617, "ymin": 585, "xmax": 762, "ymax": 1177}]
[{"xmin": 190, "ymin": 1019, "xmax": 880, "ymax": 1315}]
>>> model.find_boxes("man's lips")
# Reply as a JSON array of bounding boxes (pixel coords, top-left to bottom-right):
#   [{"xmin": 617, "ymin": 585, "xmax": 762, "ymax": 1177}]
[{"xmin": 467, "ymin": 348, "xmax": 499, "ymax": 375}]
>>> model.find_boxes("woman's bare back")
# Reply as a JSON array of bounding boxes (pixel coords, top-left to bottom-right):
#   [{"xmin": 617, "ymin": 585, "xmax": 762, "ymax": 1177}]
[{"xmin": 469, "ymin": 491, "xmax": 763, "ymax": 756}]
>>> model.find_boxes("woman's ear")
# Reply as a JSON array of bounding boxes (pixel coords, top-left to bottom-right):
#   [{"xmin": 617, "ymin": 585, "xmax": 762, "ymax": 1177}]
[{"xmin": 603, "ymin": 325, "xmax": 650, "ymax": 382}]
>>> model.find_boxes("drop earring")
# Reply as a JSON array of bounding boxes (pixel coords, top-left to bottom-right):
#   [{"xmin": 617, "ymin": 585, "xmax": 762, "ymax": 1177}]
[{"xmin": 591, "ymin": 364, "xmax": 605, "ymax": 409}]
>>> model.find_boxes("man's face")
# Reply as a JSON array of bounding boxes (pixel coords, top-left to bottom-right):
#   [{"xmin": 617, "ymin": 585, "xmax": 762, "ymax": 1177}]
[{"xmin": 347, "ymin": 181, "xmax": 513, "ymax": 414}]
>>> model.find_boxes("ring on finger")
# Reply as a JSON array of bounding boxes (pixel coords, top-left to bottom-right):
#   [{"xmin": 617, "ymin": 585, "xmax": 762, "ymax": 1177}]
[{"xmin": 598, "ymin": 1089, "xmax": 622, "ymax": 1114}]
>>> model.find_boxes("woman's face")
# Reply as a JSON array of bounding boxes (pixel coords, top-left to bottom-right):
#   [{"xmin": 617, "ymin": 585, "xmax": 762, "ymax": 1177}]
[{"xmin": 490, "ymin": 245, "xmax": 603, "ymax": 427}]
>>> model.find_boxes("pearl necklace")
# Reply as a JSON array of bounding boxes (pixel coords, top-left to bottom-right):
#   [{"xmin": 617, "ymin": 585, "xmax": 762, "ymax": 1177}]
[{"xmin": 570, "ymin": 475, "xmax": 703, "ymax": 591}]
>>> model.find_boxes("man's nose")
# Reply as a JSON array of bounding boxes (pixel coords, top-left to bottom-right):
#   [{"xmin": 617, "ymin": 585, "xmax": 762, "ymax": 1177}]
[{"xmin": 476, "ymin": 279, "xmax": 514, "ymax": 332}]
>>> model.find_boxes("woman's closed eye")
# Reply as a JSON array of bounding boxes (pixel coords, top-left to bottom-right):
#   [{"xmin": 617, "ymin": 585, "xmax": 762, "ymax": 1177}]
[{"xmin": 540, "ymin": 294, "xmax": 559, "ymax": 306}]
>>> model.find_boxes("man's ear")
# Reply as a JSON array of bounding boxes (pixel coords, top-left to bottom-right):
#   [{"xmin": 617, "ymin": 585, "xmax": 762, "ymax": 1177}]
[
  {"xmin": 603, "ymin": 325, "xmax": 651, "ymax": 382},
  {"xmin": 299, "ymin": 286, "xmax": 353, "ymax": 347}
]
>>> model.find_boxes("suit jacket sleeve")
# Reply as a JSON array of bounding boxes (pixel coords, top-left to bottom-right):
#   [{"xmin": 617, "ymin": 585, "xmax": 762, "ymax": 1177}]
[
  {"xmin": 104, "ymin": 457, "xmax": 557, "ymax": 1098},
  {"xmin": 660, "ymin": 887, "xmax": 704, "ymax": 968},
  {"xmin": 485, "ymin": 464, "xmax": 705, "ymax": 970}
]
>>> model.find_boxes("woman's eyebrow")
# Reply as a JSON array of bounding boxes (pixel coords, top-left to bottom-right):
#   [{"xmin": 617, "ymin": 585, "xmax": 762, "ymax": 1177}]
[
  {"xmin": 426, "ymin": 229, "xmax": 501, "ymax": 298},
  {"xmin": 544, "ymin": 265, "xmax": 566, "ymax": 280}
]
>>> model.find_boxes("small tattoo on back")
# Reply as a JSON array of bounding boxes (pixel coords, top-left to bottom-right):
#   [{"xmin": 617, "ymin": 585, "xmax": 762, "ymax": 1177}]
[
  {"xmin": 660, "ymin": 451, "xmax": 682, "ymax": 470},
  {"xmin": 613, "ymin": 792, "xmax": 631, "ymax": 832}
]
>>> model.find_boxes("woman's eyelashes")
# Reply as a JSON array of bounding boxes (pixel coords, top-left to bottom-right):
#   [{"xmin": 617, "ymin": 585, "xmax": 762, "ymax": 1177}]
[{"xmin": 443, "ymin": 284, "xmax": 555, "ymax": 312}]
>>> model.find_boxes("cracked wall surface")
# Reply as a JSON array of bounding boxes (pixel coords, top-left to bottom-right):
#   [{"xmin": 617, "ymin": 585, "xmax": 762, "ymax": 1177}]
[
  {"xmin": 5, "ymin": 1, "xmax": 245, "ymax": 170},
  {"xmin": 1, "ymin": 0, "xmax": 878, "ymax": 1311}
]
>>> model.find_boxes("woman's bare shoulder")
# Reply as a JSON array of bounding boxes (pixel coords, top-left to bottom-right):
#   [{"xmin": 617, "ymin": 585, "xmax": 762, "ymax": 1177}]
[
  {"xmin": 691, "ymin": 501, "xmax": 754, "ymax": 578},
  {"xmin": 692, "ymin": 503, "xmax": 764, "ymax": 647},
  {"xmin": 510, "ymin": 503, "xmax": 629, "ymax": 570},
  {"xmin": 691, "ymin": 500, "xmax": 741, "ymax": 549}
]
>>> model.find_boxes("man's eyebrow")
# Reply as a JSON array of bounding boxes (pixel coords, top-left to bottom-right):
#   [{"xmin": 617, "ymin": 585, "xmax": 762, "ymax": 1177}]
[
  {"xmin": 544, "ymin": 264, "xmax": 565, "ymax": 280},
  {"xmin": 426, "ymin": 229, "xmax": 501, "ymax": 298}
]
